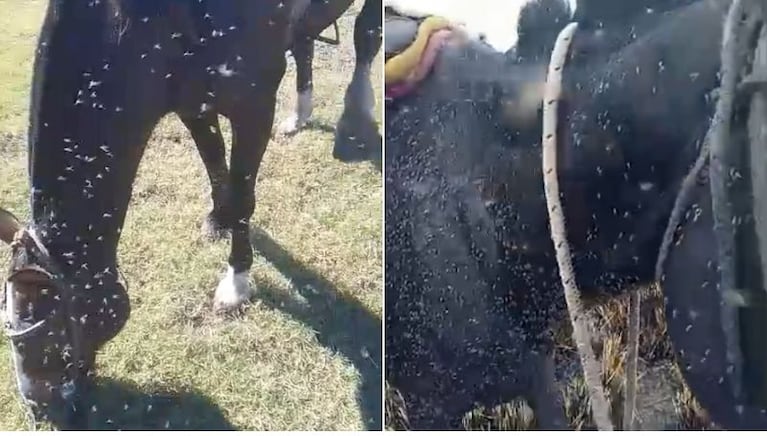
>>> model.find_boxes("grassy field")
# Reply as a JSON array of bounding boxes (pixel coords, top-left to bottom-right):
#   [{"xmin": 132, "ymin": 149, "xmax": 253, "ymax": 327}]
[{"xmin": 0, "ymin": 0, "xmax": 382, "ymax": 430}]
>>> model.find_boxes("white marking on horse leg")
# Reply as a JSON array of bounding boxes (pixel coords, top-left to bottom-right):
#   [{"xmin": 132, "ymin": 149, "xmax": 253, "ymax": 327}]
[
  {"xmin": 296, "ymin": 89, "xmax": 313, "ymax": 123},
  {"xmin": 213, "ymin": 267, "xmax": 253, "ymax": 311},
  {"xmin": 277, "ymin": 89, "xmax": 313, "ymax": 135}
]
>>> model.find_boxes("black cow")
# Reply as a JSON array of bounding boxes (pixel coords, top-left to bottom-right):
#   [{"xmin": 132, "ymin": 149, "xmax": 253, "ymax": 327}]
[
  {"xmin": 0, "ymin": 0, "xmax": 374, "ymax": 429},
  {"xmin": 385, "ymin": 0, "xmax": 767, "ymax": 429}
]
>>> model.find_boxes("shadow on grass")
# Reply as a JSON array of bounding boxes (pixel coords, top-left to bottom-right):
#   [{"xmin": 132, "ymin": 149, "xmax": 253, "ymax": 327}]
[
  {"xmin": 333, "ymin": 132, "xmax": 382, "ymax": 172},
  {"xmin": 276, "ymin": 120, "xmax": 336, "ymax": 138},
  {"xmin": 276, "ymin": 119, "xmax": 381, "ymax": 171},
  {"xmin": 305, "ymin": 119, "xmax": 337, "ymax": 134},
  {"xmin": 73, "ymin": 378, "xmax": 234, "ymax": 430},
  {"xmin": 249, "ymin": 227, "xmax": 382, "ymax": 430}
]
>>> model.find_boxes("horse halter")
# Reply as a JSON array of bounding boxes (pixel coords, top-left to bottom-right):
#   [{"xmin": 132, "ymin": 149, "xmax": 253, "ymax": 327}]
[{"xmin": 1, "ymin": 227, "xmax": 86, "ymax": 402}]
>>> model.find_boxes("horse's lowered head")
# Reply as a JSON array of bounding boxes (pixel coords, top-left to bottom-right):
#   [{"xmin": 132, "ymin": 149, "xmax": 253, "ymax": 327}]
[{"xmin": 0, "ymin": 207, "xmax": 129, "ymax": 428}]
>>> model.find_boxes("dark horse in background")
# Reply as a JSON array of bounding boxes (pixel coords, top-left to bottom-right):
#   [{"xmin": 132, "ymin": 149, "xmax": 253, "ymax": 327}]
[
  {"xmin": 0, "ymin": 0, "xmax": 380, "ymax": 429},
  {"xmin": 277, "ymin": 0, "xmax": 382, "ymax": 165},
  {"xmin": 184, "ymin": 0, "xmax": 383, "ymax": 238},
  {"xmin": 386, "ymin": 0, "xmax": 767, "ymax": 430}
]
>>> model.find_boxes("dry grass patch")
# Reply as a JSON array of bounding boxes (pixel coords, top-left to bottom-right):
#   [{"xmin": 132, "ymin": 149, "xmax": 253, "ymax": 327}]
[{"xmin": 385, "ymin": 287, "xmax": 712, "ymax": 430}]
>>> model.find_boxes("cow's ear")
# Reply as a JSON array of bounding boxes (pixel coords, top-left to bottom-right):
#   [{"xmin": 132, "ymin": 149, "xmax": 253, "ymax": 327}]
[{"xmin": 0, "ymin": 208, "xmax": 22, "ymax": 245}]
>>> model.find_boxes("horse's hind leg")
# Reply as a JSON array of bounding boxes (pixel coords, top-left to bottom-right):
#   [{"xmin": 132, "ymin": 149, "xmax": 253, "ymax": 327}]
[
  {"xmin": 333, "ymin": 0, "xmax": 382, "ymax": 163},
  {"xmin": 180, "ymin": 113, "xmax": 231, "ymax": 240},
  {"xmin": 277, "ymin": 36, "xmax": 315, "ymax": 135}
]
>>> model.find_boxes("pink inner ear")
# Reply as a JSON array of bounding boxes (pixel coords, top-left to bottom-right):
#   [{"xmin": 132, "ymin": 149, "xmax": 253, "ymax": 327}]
[{"xmin": 0, "ymin": 208, "xmax": 22, "ymax": 245}]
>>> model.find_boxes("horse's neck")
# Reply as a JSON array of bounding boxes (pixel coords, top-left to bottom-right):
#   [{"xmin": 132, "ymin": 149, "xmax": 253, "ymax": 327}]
[{"xmin": 33, "ymin": 219, "xmax": 117, "ymax": 273}]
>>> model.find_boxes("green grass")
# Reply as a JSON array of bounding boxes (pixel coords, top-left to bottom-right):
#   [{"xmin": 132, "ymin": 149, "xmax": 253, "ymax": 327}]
[
  {"xmin": 0, "ymin": 0, "xmax": 43, "ymax": 131},
  {"xmin": 0, "ymin": 0, "xmax": 382, "ymax": 430}
]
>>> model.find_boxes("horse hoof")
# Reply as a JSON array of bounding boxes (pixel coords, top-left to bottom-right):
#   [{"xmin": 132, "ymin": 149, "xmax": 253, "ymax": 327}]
[
  {"xmin": 276, "ymin": 90, "xmax": 313, "ymax": 136},
  {"xmin": 276, "ymin": 114, "xmax": 307, "ymax": 136},
  {"xmin": 201, "ymin": 213, "xmax": 229, "ymax": 241},
  {"xmin": 333, "ymin": 116, "xmax": 381, "ymax": 162},
  {"xmin": 213, "ymin": 267, "xmax": 253, "ymax": 313}
]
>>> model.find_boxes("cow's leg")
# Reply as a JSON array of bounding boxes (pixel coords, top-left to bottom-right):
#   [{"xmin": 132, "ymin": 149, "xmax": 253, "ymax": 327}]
[
  {"xmin": 661, "ymin": 183, "xmax": 767, "ymax": 429},
  {"xmin": 529, "ymin": 349, "xmax": 568, "ymax": 429},
  {"xmin": 277, "ymin": 37, "xmax": 314, "ymax": 135},
  {"xmin": 333, "ymin": 0, "xmax": 382, "ymax": 162},
  {"xmin": 400, "ymin": 390, "xmax": 465, "ymax": 430},
  {"xmin": 213, "ymin": 97, "xmax": 279, "ymax": 312},
  {"xmin": 180, "ymin": 113, "xmax": 231, "ymax": 240}
]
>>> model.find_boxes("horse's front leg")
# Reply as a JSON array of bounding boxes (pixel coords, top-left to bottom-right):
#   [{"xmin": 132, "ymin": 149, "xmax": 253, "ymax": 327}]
[
  {"xmin": 277, "ymin": 37, "xmax": 315, "ymax": 136},
  {"xmin": 180, "ymin": 113, "xmax": 232, "ymax": 240}
]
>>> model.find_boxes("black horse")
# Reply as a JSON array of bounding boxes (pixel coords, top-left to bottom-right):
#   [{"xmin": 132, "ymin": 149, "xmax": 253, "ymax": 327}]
[
  {"xmin": 278, "ymin": 0, "xmax": 382, "ymax": 165},
  {"xmin": 0, "ymin": 0, "xmax": 378, "ymax": 429}
]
